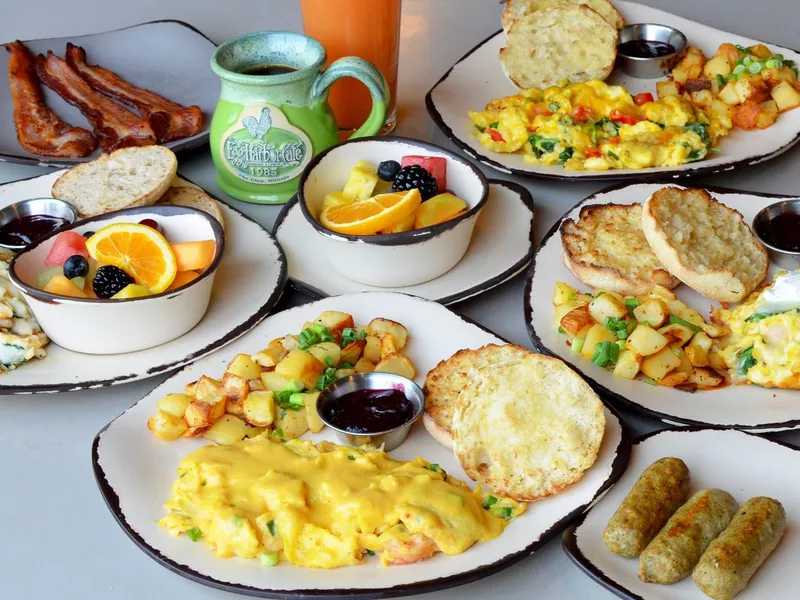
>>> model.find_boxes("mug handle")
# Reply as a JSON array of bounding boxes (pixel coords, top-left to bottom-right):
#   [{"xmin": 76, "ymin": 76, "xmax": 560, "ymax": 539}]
[{"xmin": 310, "ymin": 56, "xmax": 390, "ymax": 139}]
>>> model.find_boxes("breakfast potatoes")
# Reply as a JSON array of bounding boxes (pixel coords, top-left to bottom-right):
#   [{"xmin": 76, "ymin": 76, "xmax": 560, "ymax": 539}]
[{"xmin": 147, "ymin": 312, "xmax": 417, "ymax": 443}]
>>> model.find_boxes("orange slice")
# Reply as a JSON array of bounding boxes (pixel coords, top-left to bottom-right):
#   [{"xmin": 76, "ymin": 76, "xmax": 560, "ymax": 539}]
[
  {"xmin": 319, "ymin": 189, "xmax": 422, "ymax": 235},
  {"xmin": 85, "ymin": 223, "xmax": 178, "ymax": 293}
]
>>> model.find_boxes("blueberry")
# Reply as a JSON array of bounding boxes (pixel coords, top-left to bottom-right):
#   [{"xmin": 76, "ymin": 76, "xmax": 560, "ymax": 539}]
[
  {"xmin": 63, "ymin": 255, "xmax": 89, "ymax": 279},
  {"xmin": 377, "ymin": 160, "xmax": 401, "ymax": 182}
]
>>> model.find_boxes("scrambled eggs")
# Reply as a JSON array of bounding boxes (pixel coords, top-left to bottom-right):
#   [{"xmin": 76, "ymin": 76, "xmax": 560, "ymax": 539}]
[
  {"xmin": 716, "ymin": 280, "xmax": 800, "ymax": 389},
  {"xmin": 468, "ymin": 80, "xmax": 731, "ymax": 170},
  {"xmin": 161, "ymin": 436, "xmax": 524, "ymax": 569}
]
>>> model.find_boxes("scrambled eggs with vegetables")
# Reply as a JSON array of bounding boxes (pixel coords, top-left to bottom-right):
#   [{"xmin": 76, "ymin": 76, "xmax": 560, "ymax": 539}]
[
  {"xmin": 468, "ymin": 80, "xmax": 731, "ymax": 170},
  {"xmin": 716, "ymin": 273, "xmax": 800, "ymax": 388},
  {"xmin": 161, "ymin": 436, "xmax": 524, "ymax": 569}
]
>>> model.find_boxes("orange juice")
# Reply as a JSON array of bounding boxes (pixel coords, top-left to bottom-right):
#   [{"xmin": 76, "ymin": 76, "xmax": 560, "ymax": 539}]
[{"xmin": 301, "ymin": 0, "xmax": 401, "ymax": 132}]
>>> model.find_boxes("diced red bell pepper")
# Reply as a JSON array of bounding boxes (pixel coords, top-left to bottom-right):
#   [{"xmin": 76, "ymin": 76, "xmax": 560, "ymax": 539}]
[
  {"xmin": 585, "ymin": 148, "xmax": 602, "ymax": 158},
  {"xmin": 609, "ymin": 109, "xmax": 640, "ymax": 125},
  {"xmin": 609, "ymin": 136, "xmax": 621, "ymax": 144},
  {"xmin": 634, "ymin": 92, "xmax": 654, "ymax": 106},
  {"xmin": 571, "ymin": 105, "xmax": 593, "ymax": 122},
  {"xmin": 401, "ymin": 155, "xmax": 447, "ymax": 190},
  {"xmin": 487, "ymin": 129, "xmax": 505, "ymax": 143}
]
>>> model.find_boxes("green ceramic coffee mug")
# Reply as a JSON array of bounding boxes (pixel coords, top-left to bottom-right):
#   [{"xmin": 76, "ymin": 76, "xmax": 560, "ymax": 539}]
[{"xmin": 210, "ymin": 31, "xmax": 389, "ymax": 204}]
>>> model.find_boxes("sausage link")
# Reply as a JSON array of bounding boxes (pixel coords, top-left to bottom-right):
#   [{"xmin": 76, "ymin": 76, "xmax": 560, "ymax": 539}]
[
  {"xmin": 603, "ymin": 457, "xmax": 691, "ymax": 557},
  {"xmin": 693, "ymin": 497, "xmax": 786, "ymax": 600}
]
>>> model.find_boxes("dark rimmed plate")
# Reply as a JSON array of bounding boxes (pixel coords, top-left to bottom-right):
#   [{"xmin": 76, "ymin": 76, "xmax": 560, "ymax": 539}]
[
  {"xmin": 274, "ymin": 180, "xmax": 535, "ymax": 305},
  {"xmin": 562, "ymin": 427, "xmax": 800, "ymax": 600},
  {"xmin": 426, "ymin": 0, "xmax": 800, "ymax": 182},
  {"xmin": 0, "ymin": 20, "xmax": 217, "ymax": 166},
  {"xmin": 525, "ymin": 181, "xmax": 800, "ymax": 432},
  {"xmin": 93, "ymin": 291, "xmax": 632, "ymax": 599},
  {"xmin": 0, "ymin": 172, "xmax": 286, "ymax": 393}
]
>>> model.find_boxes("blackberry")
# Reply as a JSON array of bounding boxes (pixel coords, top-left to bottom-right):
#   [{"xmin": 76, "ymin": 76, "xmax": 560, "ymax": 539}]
[
  {"xmin": 377, "ymin": 160, "xmax": 401, "ymax": 182},
  {"xmin": 390, "ymin": 165, "xmax": 438, "ymax": 200},
  {"xmin": 93, "ymin": 265, "xmax": 134, "ymax": 299}
]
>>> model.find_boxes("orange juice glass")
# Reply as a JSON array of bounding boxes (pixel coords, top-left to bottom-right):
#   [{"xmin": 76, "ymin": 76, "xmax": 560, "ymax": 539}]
[{"xmin": 301, "ymin": 0, "xmax": 401, "ymax": 135}]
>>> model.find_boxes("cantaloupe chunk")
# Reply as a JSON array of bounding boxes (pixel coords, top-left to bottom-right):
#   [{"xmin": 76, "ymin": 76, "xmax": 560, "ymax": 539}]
[
  {"xmin": 166, "ymin": 270, "xmax": 200, "ymax": 291},
  {"xmin": 414, "ymin": 193, "xmax": 468, "ymax": 229},
  {"xmin": 171, "ymin": 241, "xmax": 216, "ymax": 271},
  {"xmin": 43, "ymin": 274, "xmax": 89, "ymax": 298}
]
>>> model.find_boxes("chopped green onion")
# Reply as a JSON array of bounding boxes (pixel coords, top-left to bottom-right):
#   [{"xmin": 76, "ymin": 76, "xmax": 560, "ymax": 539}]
[
  {"xmin": 773, "ymin": 53, "xmax": 785, "ymax": 61},
  {"xmin": 490, "ymin": 506, "xmax": 513, "ymax": 519},
  {"xmin": 616, "ymin": 340, "xmax": 627, "ymax": 350},
  {"xmin": 558, "ymin": 326, "xmax": 566, "ymax": 334},
  {"xmin": 489, "ymin": 121, "xmax": 499, "ymax": 129},
  {"xmin": 732, "ymin": 64, "xmax": 747, "ymax": 76},
  {"xmin": 668, "ymin": 314, "xmax": 702, "ymax": 333},
  {"xmin": 348, "ymin": 454, "xmax": 355, "ymax": 460},
  {"xmin": 558, "ymin": 147, "xmax": 575, "ymax": 163},
  {"xmin": 738, "ymin": 346, "xmax": 757, "ymax": 375},
  {"xmin": 572, "ymin": 338, "xmax": 585, "ymax": 354},
  {"xmin": 428, "ymin": 464, "xmax": 441, "ymax": 473},
  {"xmin": 475, "ymin": 124, "xmax": 486, "ymax": 133},
  {"xmin": 709, "ymin": 147, "xmax": 723, "ymax": 153},
  {"xmin": 735, "ymin": 44, "xmax": 752, "ymax": 54},
  {"xmin": 259, "ymin": 552, "xmax": 279, "ymax": 567},
  {"xmin": 607, "ymin": 151, "xmax": 620, "ymax": 160},
  {"xmin": 482, "ymin": 495, "xmax": 498, "ymax": 509},
  {"xmin": 266, "ymin": 519, "xmax": 277, "ymax": 536},
  {"xmin": 271, "ymin": 428, "xmax": 284, "ymax": 441},
  {"xmin": 765, "ymin": 59, "xmax": 778, "ymax": 69},
  {"xmin": 595, "ymin": 291, "xmax": 605, "ymax": 297},
  {"xmin": 567, "ymin": 292, "xmax": 577, "ymax": 301},
  {"xmin": 186, "ymin": 527, "xmax": 202, "ymax": 542},
  {"xmin": 288, "ymin": 393, "xmax": 306, "ymax": 409},
  {"xmin": 341, "ymin": 327, "xmax": 359, "ymax": 346},
  {"xmin": 325, "ymin": 356, "xmax": 334, "ymax": 367},
  {"xmin": 715, "ymin": 74, "xmax": 725, "ymax": 87},
  {"xmin": 547, "ymin": 101, "xmax": 561, "ymax": 112},
  {"xmin": 749, "ymin": 61, "xmax": 763, "ymax": 74},
  {"xmin": 604, "ymin": 316, "xmax": 629, "ymax": 340},
  {"xmin": 365, "ymin": 549, "xmax": 376, "ymax": 556},
  {"xmin": 743, "ymin": 55, "xmax": 754, "ymax": 66},
  {"xmin": 643, "ymin": 379, "xmax": 657, "ymax": 386},
  {"xmin": 591, "ymin": 341, "xmax": 619, "ymax": 368},
  {"xmin": 625, "ymin": 297, "xmax": 640, "ymax": 315}
]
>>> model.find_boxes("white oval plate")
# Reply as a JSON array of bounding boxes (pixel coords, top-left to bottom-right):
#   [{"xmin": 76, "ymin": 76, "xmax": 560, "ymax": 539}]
[
  {"xmin": 426, "ymin": 0, "xmax": 800, "ymax": 182},
  {"xmin": 93, "ymin": 292, "xmax": 631, "ymax": 599},
  {"xmin": 562, "ymin": 428, "xmax": 800, "ymax": 600},
  {"xmin": 274, "ymin": 180, "xmax": 535, "ymax": 305},
  {"xmin": 524, "ymin": 181, "xmax": 800, "ymax": 432},
  {"xmin": 0, "ymin": 172, "xmax": 287, "ymax": 393}
]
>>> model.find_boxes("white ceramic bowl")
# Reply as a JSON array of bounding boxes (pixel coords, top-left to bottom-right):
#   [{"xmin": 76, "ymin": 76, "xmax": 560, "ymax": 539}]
[
  {"xmin": 9, "ymin": 205, "xmax": 225, "ymax": 355},
  {"xmin": 298, "ymin": 137, "xmax": 489, "ymax": 287}
]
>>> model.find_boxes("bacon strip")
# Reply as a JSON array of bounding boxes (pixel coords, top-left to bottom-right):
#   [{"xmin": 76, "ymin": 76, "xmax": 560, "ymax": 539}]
[
  {"xmin": 35, "ymin": 51, "xmax": 156, "ymax": 152},
  {"xmin": 5, "ymin": 41, "xmax": 96, "ymax": 157},
  {"xmin": 65, "ymin": 44, "xmax": 204, "ymax": 143}
]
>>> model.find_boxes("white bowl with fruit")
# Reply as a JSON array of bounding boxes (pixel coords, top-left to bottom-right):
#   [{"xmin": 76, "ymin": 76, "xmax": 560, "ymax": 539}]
[
  {"xmin": 298, "ymin": 137, "xmax": 489, "ymax": 287},
  {"xmin": 9, "ymin": 205, "xmax": 224, "ymax": 354}
]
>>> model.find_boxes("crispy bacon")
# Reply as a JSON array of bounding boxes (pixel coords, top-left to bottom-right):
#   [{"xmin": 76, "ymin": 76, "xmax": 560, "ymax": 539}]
[
  {"xmin": 5, "ymin": 41, "xmax": 96, "ymax": 157},
  {"xmin": 35, "ymin": 51, "xmax": 156, "ymax": 152},
  {"xmin": 65, "ymin": 43, "xmax": 204, "ymax": 143}
]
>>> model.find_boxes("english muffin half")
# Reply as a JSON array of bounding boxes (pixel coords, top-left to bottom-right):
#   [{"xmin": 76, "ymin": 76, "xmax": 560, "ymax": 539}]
[
  {"xmin": 641, "ymin": 187, "xmax": 769, "ymax": 303},
  {"xmin": 561, "ymin": 203, "xmax": 680, "ymax": 295},
  {"xmin": 501, "ymin": 0, "xmax": 625, "ymax": 33},
  {"xmin": 499, "ymin": 5, "xmax": 618, "ymax": 89},
  {"xmin": 423, "ymin": 344, "xmax": 533, "ymax": 448},
  {"xmin": 452, "ymin": 354, "xmax": 605, "ymax": 501}
]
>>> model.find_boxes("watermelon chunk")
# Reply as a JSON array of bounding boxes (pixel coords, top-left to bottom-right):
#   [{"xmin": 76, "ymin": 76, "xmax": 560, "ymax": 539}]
[
  {"xmin": 401, "ymin": 156, "xmax": 447, "ymax": 191},
  {"xmin": 44, "ymin": 232, "xmax": 88, "ymax": 267}
]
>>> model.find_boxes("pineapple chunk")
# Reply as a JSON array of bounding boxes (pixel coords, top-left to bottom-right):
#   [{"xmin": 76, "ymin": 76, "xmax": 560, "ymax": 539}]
[
  {"xmin": 321, "ymin": 191, "xmax": 353, "ymax": 213},
  {"xmin": 342, "ymin": 160, "xmax": 378, "ymax": 201},
  {"xmin": 414, "ymin": 193, "xmax": 467, "ymax": 229}
]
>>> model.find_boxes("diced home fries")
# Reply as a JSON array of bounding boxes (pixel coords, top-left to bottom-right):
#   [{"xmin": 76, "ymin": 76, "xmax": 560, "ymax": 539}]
[
  {"xmin": 147, "ymin": 313, "xmax": 416, "ymax": 442},
  {"xmin": 660, "ymin": 41, "xmax": 800, "ymax": 131},
  {"xmin": 553, "ymin": 282, "xmax": 729, "ymax": 391}
]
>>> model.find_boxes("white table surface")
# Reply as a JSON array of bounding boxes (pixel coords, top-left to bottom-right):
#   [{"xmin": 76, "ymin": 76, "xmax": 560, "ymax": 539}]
[{"xmin": 1, "ymin": 1, "xmax": 799, "ymax": 599}]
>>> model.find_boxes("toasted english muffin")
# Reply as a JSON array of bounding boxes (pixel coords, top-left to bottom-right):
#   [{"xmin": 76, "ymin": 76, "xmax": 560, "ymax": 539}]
[
  {"xmin": 452, "ymin": 354, "xmax": 605, "ymax": 501},
  {"xmin": 52, "ymin": 145, "xmax": 177, "ymax": 217},
  {"xmin": 641, "ymin": 187, "xmax": 768, "ymax": 303},
  {"xmin": 499, "ymin": 5, "xmax": 618, "ymax": 90},
  {"xmin": 423, "ymin": 344, "xmax": 533, "ymax": 448},
  {"xmin": 561, "ymin": 203, "xmax": 680, "ymax": 295},
  {"xmin": 501, "ymin": 0, "xmax": 625, "ymax": 33},
  {"xmin": 157, "ymin": 185, "xmax": 225, "ymax": 229}
]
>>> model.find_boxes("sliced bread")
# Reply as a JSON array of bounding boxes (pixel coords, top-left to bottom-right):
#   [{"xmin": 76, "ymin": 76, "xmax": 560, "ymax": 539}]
[
  {"xmin": 561, "ymin": 203, "xmax": 680, "ymax": 295},
  {"xmin": 423, "ymin": 343, "xmax": 532, "ymax": 448},
  {"xmin": 157, "ymin": 186, "xmax": 225, "ymax": 229},
  {"xmin": 501, "ymin": 0, "xmax": 625, "ymax": 33},
  {"xmin": 452, "ymin": 353, "xmax": 605, "ymax": 501},
  {"xmin": 641, "ymin": 187, "xmax": 769, "ymax": 302},
  {"xmin": 52, "ymin": 145, "xmax": 177, "ymax": 217},
  {"xmin": 499, "ymin": 5, "xmax": 618, "ymax": 89}
]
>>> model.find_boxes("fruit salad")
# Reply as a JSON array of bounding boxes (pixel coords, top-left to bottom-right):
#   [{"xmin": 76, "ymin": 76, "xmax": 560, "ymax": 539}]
[
  {"xmin": 36, "ymin": 219, "xmax": 217, "ymax": 300},
  {"xmin": 318, "ymin": 156, "xmax": 469, "ymax": 236}
]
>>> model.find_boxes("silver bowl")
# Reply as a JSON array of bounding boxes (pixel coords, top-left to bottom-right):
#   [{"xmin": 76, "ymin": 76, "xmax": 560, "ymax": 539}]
[
  {"xmin": 316, "ymin": 372, "xmax": 424, "ymax": 451},
  {"xmin": 617, "ymin": 23, "xmax": 687, "ymax": 79},
  {"xmin": 0, "ymin": 197, "xmax": 77, "ymax": 251},
  {"xmin": 753, "ymin": 200, "xmax": 800, "ymax": 270}
]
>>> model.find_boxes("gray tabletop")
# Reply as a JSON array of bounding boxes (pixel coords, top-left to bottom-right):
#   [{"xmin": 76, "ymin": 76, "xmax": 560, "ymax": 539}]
[{"xmin": 1, "ymin": 1, "xmax": 799, "ymax": 599}]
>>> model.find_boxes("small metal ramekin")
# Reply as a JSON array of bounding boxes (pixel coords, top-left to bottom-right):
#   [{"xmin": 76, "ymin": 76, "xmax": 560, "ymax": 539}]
[
  {"xmin": 0, "ymin": 198, "xmax": 77, "ymax": 251},
  {"xmin": 753, "ymin": 200, "xmax": 800, "ymax": 270},
  {"xmin": 316, "ymin": 372, "xmax": 424, "ymax": 451},
  {"xmin": 617, "ymin": 23, "xmax": 687, "ymax": 79}
]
